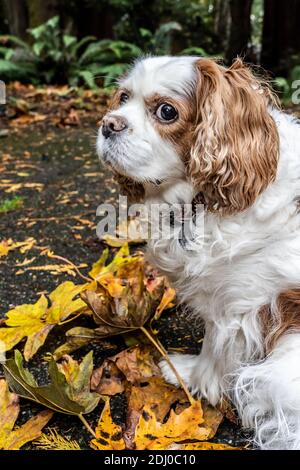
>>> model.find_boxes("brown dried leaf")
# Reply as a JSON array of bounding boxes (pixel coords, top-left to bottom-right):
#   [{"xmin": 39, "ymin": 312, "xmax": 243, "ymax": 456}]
[{"xmin": 91, "ymin": 360, "xmax": 126, "ymax": 396}]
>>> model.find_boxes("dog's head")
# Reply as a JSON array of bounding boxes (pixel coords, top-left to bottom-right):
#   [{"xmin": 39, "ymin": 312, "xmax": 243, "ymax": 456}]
[{"xmin": 97, "ymin": 56, "xmax": 279, "ymax": 214}]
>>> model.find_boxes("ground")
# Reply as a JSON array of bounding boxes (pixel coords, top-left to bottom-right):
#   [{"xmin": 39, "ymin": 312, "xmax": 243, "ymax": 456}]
[{"xmin": 0, "ymin": 83, "xmax": 250, "ymax": 449}]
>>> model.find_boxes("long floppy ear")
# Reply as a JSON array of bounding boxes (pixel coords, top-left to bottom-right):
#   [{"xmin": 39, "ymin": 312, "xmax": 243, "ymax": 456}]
[
  {"xmin": 113, "ymin": 171, "xmax": 145, "ymax": 202},
  {"xmin": 189, "ymin": 58, "xmax": 279, "ymax": 214}
]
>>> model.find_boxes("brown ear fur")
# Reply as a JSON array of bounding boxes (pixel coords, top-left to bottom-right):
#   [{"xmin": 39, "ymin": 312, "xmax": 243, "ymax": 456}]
[{"xmin": 189, "ymin": 58, "xmax": 280, "ymax": 214}]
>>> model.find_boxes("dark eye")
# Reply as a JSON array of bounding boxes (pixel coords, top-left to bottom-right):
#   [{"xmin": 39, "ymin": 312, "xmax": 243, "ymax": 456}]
[
  {"xmin": 155, "ymin": 103, "xmax": 178, "ymax": 122},
  {"xmin": 120, "ymin": 92, "xmax": 129, "ymax": 104}
]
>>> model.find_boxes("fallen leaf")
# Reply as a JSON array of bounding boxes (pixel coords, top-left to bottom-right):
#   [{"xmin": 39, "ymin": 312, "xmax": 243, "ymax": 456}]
[
  {"xmin": 90, "ymin": 400, "xmax": 125, "ymax": 450},
  {"xmin": 0, "ymin": 237, "xmax": 36, "ymax": 258},
  {"xmin": 82, "ymin": 251, "xmax": 165, "ymax": 338},
  {"xmin": 153, "ymin": 286, "xmax": 176, "ymax": 322},
  {"xmin": 0, "ymin": 240, "xmax": 10, "ymax": 257},
  {"xmin": 134, "ymin": 401, "xmax": 211, "ymax": 450},
  {"xmin": 12, "ymin": 112, "xmax": 47, "ymax": 126},
  {"xmin": 202, "ymin": 401, "xmax": 224, "ymax": 439},
  {"xmin": 0, "ymin": 281, "xmax": 86, "ymax": 360},
  {"xmin": 0, "ymin": 182, "xmax": 44, "ymax": 193},
  {"xmin": 124, "ymin": 377, "xmax": 189, "ymax": 449},
  {"xmin": 91, "ymin": 359, "xmax": 126, "ymax": 396},
  {"xmin": 3, "ymin": 350, "xmax": 101, "ymax": 415},
  {"xmin": 92, "ymin": 345, "xmax": 160, "ymax": 388},
  {"xmin": 0, "ymin": 379, "xmax": 53, "ymax": 450},
  {"xmin": 57, "ymin": 352, "xmax": 101, "ymax": 412},
  {"xmin": 82, "ymin": 280, "xmax": 157, "ymax": 338},
  {"xmin": 17, "ymin": 263, "xmax": 87, "ymax": 277},
  {"xmin": 88, "ymin": 244, "xmax": 142, "ymax": 281},
  {"xmin": 51, "ymin": 326, "xmax": 99, "ymax": 360}
]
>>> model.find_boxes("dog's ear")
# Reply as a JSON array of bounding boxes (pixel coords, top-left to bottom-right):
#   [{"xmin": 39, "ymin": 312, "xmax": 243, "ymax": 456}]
[
  {"xmin": 188, "ymin": 58, "xmax": 279, "ymax": 214},
  {"xmin": 113, "ymin": 172, "xmax": 145, "ymax": 202}
]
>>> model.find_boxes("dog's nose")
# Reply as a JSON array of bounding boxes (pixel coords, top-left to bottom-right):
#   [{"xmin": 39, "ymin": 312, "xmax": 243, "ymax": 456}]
[{"xmin": 101, "ymin": 115, "xmax": 128, "ymax": 138}]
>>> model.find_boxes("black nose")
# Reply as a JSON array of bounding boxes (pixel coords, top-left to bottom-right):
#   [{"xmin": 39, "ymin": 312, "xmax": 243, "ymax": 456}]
[{"xmin": 101, "ymin": 115, "xmax": 129, "ymax": 139}]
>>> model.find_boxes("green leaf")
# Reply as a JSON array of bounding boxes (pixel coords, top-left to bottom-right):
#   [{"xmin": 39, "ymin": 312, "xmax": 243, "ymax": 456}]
[
  {"xmin": 72, "ymin": 36, "xmax": 96, "ymax": 56},
  {"xmin": 63, "ymin": 35, "xmax": 77, "ymax": 49},
  {"xmin": 2, "ymin": 350, "xmax": 101, "ymax": 415},
  {"xmin": 179, "ymin": 46, "xmax": 209, "ymax": 57},
  {"xmin": 78, "ymin": 70, "xmax": 97, "ymax": 89},
  {"xmin": 33, "ymin": 42, "xmax": 44, "ymax": 57},
  {"xmin": 0, "ymin": 59, "xmax": 33, "ymax": 81}
]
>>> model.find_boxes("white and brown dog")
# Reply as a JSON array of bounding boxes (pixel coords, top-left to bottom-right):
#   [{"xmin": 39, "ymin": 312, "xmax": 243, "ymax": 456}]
[{"xmin": 97, "ymin": 56, "xmax": 300, "ymax": 450}]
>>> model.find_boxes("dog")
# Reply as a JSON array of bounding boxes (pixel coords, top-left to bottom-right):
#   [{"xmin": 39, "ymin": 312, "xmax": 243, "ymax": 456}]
[{"xmin": 97, "ymin": 55, "xmax": 300, "ymax": 450}]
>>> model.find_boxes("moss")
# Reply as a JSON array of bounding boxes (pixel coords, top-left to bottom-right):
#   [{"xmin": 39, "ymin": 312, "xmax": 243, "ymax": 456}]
[{"xmin": 0, "ymin": 196, "xmax": 24, "ymax": 214}]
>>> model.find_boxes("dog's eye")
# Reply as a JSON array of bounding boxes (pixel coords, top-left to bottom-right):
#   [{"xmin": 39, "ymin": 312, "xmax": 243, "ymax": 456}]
[
  {"xmin": 120, "ymin": 92, "xmax": 129, "ymax": 104},
  {"xmin": 155, "ymin": 103, "xmax": 178, "ymax": 122}
]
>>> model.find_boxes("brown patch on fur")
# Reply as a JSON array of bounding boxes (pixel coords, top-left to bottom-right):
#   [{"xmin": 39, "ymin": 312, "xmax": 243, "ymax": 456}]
[
  {"xmin": 260, "ymin": 289, "xmax": 300, "ymax": 353},
  {"xmin": 188, "ymin": 58, "xmax": 280, "ymax": 215},
  {"xmin": 144, "ymin": 93, "xmax": 196, "ymax": 163},
  {"xmin": 107, "ymin": 88, "xmax": 131, "ymax": 111},
  {"xmin": 112, "ymin": 172, "xmax": 145, "ymax": 202}
]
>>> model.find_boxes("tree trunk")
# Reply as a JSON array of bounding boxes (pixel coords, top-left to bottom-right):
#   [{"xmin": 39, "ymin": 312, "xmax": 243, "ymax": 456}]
[
  {"xmin": 214, "ymin": 0, "xmax": 230, "ymax": 51},
  {"xmin": 3, "ymin": 0, "xmax": 28, "ymax": 38},
  {"xmin": 225, "ymin": 0, "xmax": 253, "ymax": 63},
  {"xmin": 261, "ymin": 0, "xmax": 300, "ymax": 76},
  {"xmin": 27, "ymin": 0, "xmax": 59, "ymax": 28}
]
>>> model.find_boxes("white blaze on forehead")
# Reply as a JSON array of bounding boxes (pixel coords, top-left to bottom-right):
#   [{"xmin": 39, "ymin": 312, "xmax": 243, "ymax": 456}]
[{"xmin": 120, "ymin": 56, "xmax": 197, "ymax": 98}]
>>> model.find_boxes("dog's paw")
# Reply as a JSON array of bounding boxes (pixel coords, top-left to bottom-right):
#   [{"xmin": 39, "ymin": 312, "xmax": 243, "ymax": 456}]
[{"xmin": 159, "ymin": 354, "xmax": 199, "ymax": 388}]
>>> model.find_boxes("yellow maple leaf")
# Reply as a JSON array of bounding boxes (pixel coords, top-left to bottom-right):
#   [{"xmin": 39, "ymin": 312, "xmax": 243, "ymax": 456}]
[
  {"xmin": 88, "ymin": 244, "xmax": 142, "ymax": 281},
  {"xmin": 0, "ymin": 281, "xmax": 86, "ymax": 360},
  {"xmin": 90, "ymin": 400, "xmax": 125, "ymax": 450},
  {"xmin": 0, "ymin": 379, "xmax": 53, "ymax": 450},
  {"xmin": 134, "ymin": 401, "xmax": 211, "ymax": 450}
]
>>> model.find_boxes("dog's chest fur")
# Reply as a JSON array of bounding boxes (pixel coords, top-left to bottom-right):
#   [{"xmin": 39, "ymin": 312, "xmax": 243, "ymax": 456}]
[
  {"xmin": 146, "ymin": 110, "xmax": 300, "ymax": 327},
  {"xmin": 147, "ymin": 196, "xmax": 300, "ymax": 333}
]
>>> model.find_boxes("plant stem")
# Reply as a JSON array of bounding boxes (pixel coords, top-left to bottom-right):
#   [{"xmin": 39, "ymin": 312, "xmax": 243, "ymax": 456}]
[
  {"xmin": 78, "ymin": 413, "xmax": 96, "ymax": 438},
  {"xmin": 47, "ymin": 252, "xmax": 91, "ymax": 282},
  {"xmin": 140, "ymin": 326, "xmax": 194, "ymax": 405},
  {"xmin": 58, "ymin": 312, "xmax": 83, "ymax": 326}
]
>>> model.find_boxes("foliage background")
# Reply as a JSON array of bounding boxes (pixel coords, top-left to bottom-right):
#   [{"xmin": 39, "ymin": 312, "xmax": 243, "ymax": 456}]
[{"xmin": 1, "ymin": 0, "xmax": 300, "ymax": 96}]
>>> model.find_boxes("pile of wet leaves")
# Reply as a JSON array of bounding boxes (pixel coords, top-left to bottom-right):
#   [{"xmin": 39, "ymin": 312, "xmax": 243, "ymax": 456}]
[{"xmin": 0, "ymin": 243, "xmax": 246, "ymax": 450}]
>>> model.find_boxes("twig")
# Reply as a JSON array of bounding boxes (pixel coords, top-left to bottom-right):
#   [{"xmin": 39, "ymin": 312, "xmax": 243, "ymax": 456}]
[
  {"xmin": 58, "ymin": 311, "xmax": 84, "ymax": 326},
  {"xmin": 47, "ymin": 252, "xmax": 91, "ymax": 282},
  {"xmin": 78, "ymin": 413, "xmax": 96, "ymax": 438},
  {"xmin": 140, "ymin": 326, "xmax": 194, "ymax": 405}
]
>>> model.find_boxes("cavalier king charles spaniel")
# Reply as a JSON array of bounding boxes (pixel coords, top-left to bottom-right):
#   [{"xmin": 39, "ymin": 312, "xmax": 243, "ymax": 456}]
[{"xmin": 97, "ymin": 56, "xmax": 300, "ymax": 450}]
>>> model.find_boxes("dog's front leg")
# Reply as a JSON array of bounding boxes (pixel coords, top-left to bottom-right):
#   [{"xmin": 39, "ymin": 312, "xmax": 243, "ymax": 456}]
[{"xmin": 160, "ymin": 322, "xmax": 228, "ymax": 406}]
